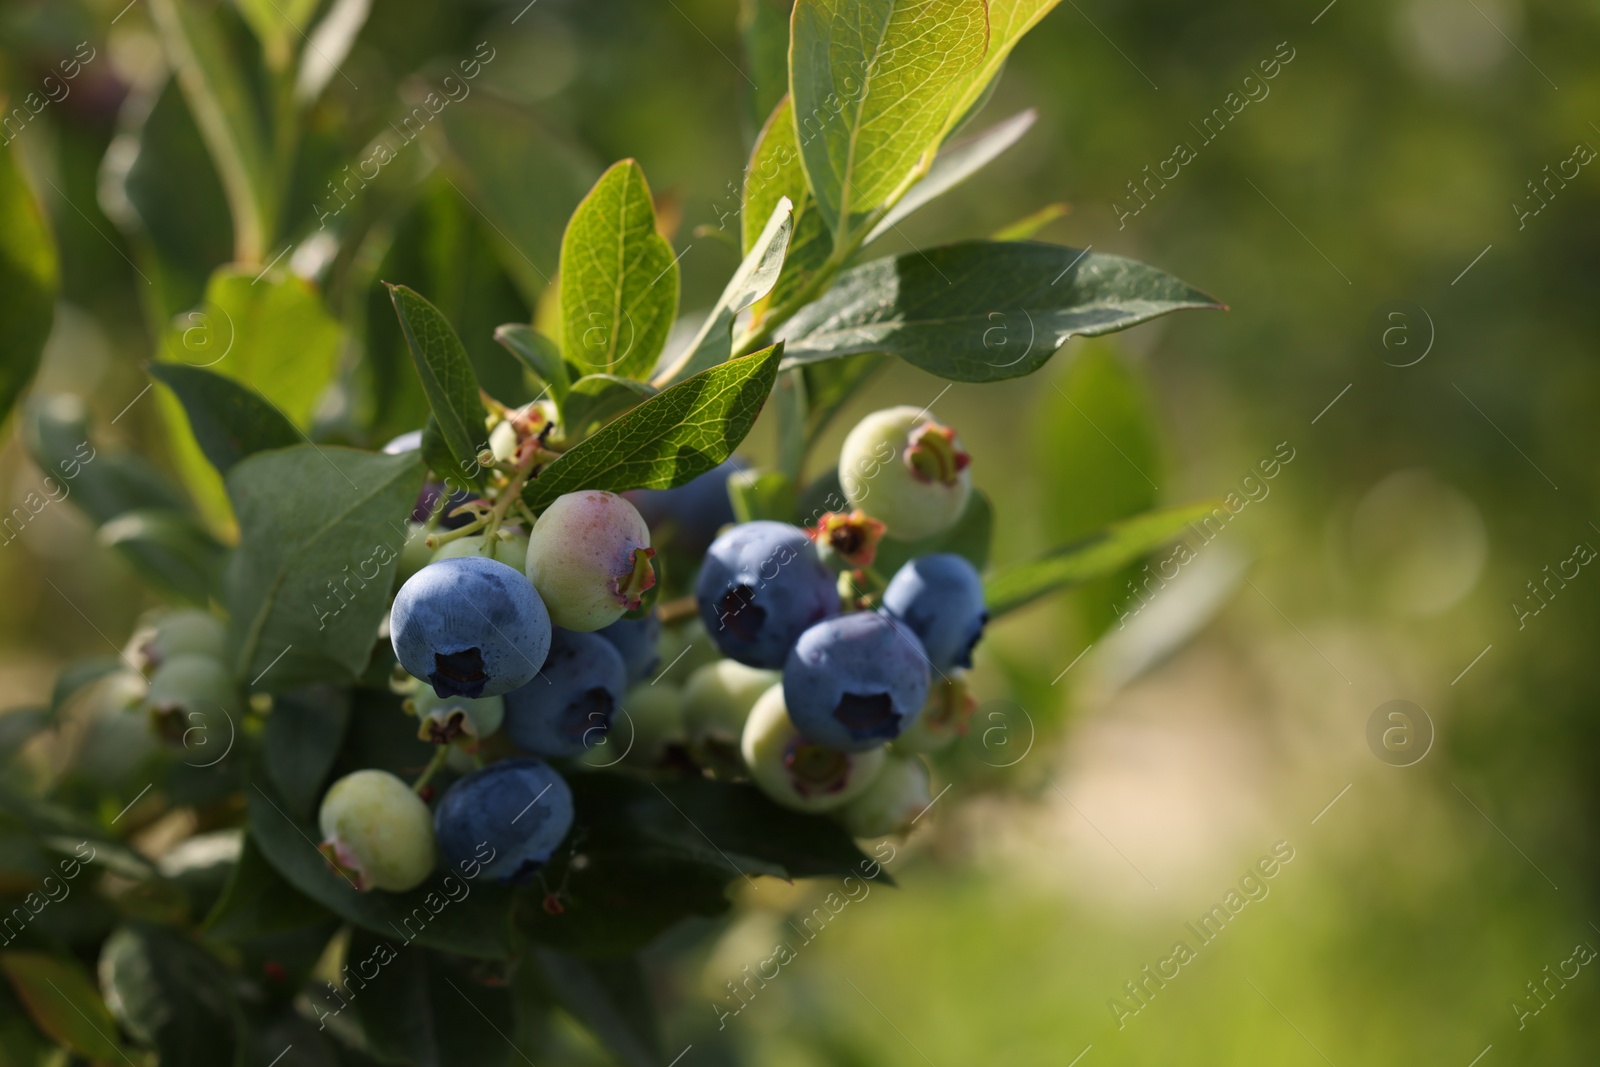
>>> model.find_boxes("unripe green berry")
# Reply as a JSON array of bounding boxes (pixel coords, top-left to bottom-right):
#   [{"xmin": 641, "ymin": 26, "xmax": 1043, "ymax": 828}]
[
  {"xmin": 128, "ymin": 609, "xmax": 227, "ymax": 675},
  {"xmin": 524, "ymin": 491, "xmax": 655, "ymax": 631},
  {"xmin": 143, "ymin": 654, "xmax": 241, "ymax": 746},
  {"xmin": 838, "ymin": 406, "xmax": 971, "ymax": 540},
  {"xmin": 682, "ymin": 659, "xmax": 778, "ymax": 778},
  {"xmin": 893, "ymin": 669, "xmax": 975, "ymax": 753},
  {"xmin": 581, "ymin": 683, "xmax": 683, "ymax": 768},
  {"xmin": 397, "ymin": 523, "xmax": 434, "ymax": 584},
  {"xmin": 741, "ymin": 684, "xmax": 885, "ymax": 812},
  {"xmin": 837, "ymin": 752, "xmax": 931, "ymax": 837},
  {"xmin": 317, "ymin": 770, "xmax": 436, "ymax": 892},
  {"xmin": 410, "ymin": 686, "xmax": 505, "ymax": 747},
  {"xmin": 431, "ymin": 528, "xmax": 530, "ymax": 569}
]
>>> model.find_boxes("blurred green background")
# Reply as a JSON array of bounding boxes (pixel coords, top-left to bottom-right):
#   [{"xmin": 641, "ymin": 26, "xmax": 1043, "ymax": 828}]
[{"xmin": 2, "ymin": 0, "xmax": 1598, "ymax": 1062}]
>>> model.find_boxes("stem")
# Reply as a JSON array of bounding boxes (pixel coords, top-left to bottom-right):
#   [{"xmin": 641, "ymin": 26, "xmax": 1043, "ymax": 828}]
[
  {"xmin": 412, "ymin": 745, "xmax": 450, "ymax": 794},
  {"xmin": 656, "ymin": 595, "xmax": 698, "ymax": 625},
  {"xmin": 481, "ymin": 439, "xmax": 546, "ymax": 544}
]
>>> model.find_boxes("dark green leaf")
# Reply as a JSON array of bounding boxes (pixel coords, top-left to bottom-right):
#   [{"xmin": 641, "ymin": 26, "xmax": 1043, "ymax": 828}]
[
  {"xmin": 790, "ymin": 0, "xmax": 990, "ymax": 237},
  {"xmin": 345, "ymin": 931, "xmax": 519, "ymax": 1067},
  {"xmin": 652, "ymin": 200, "xmax": 792, "ymax": 386},
  {"xmin": 527, "ymin": 949, "xmax": 661, "ymax": 1067},
  {"xmin": 526, "ymin": 344, "xmax": 784, "ymax": 509},
  {"xmin": 0, "ymin": 143, "xmax": 57, "ymax": 429},
  {"xmin": 206, "ymin": 833, "xmax": 331, "ymax": 939},
  {"xmin": 493, "ymin": 324, "xmax": 569, "ymax": 407},
  {"xmin": 149, "ymin": 362, "xmax": 301, "ymax": 475},
  {"xmin": 0, "ymin": 951, "xmax": 133, "ymax": 1063},
  {"xmin": 862, "ymin": 108, "xmax": 1036, "ymax": 244},
  {"xmin": 561, "ymin": 375, "xmax": 657, "ymax": 444},
  {"xmin": 265, "ymin": 686, "xmax": 353, "ymax": 821},
  {"xmin": 983, "ymin": 502, "xmax": 1221, "ymax": 617},
  {"xmin": 559, "ymin": 160, "xmax": 679, "ymax": 381},
  {"xmin": 739, "ymin": 0, "xmax": 794, "ymax": 131},
  {"xmin": 23, "ymin": 393, "xmax": 192, "ymax": 527},
  {"xmin": 247, "ymin": 782, "xmax": 518, "ymax": 960},
  {"xmin": 99, "ymin": 923, "xmax": 241, "ymax": 1067},
  {"xmin": 225, "ymin": 446, "xmax": 423, "ymax": 690},
  {"xmin": 386, "ymin": 284, "xmax": 488, "ymax": 478},
  {"xmin": 873, "ymin": 488, "xmax": 992, "ymax": 576},
  {"xmin": 97, "ymin": 508, "xmax": 226, "ymax": 604},
  {"xmin": 780, "ymin": 241, "xmax": 1223, "ymax": 382}
]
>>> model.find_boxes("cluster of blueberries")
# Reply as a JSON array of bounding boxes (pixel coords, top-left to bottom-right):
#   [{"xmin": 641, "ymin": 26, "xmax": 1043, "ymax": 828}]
[{"xmin": 309, "ymin": 404, "xmax": 990, "ymax": 894}]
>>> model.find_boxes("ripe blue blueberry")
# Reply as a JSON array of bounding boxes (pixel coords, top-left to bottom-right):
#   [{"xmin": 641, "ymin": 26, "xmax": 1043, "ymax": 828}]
[
  {"xmin": 524, "ymin": 491, "xmax": 655, "ymax": 632},
  {"xmin": 741, "ymin": 683, "xmax": 885, "ymax": 812},
  {"xmin": 433, "ymin": 757, "xmax": 574, "ymax": 884},
  {"xmin": 318, "ymin": 770, "xmax": 436, "ymax": 892},
  {"xmin": 694, "ymin": 521, "xmax": 839, "ymax": 668},
  {"xmin": 596, "ymin": 609, "xmax": 661, "ymax": 685},
  {"xmin": 782, "ymin": 612, "xmax": 929, "ymax": 751},
  {"xmin": 880, "ymin": 553, "xmax": 988, "ymax": 671},
  {"xmin": 502, "ymin": 628, "xmax": 627, "ymax": 757},
  {"xmin": 390, "ymin": 557, "xmax": 551, "ymax": 699},
  {"xmin": 626, "ymin": 456, "xmax": 747, "ymax": 555}
]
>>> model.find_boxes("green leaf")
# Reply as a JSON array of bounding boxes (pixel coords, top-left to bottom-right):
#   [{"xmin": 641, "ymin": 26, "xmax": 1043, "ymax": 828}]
[
  {"xmin": 265, "ymin": 685, "xmax": 353, "ymax": 821},
  {"xmin": 0, "ymin": 951, "xmax": 133, "ymax": 1063},
  {"xmin": 346, "ymin": 931, "xmax": 520, "ymax": 1067},
  {"xmin": 49, "ymin": 657, "xmax": 125, "ymax": 717},
  {"xmin": 561, "ymin": 375, "xmax": 657, "ymax": 445},
  {"xmin": 651, "ymin": 199, "xmax": 792, "ymax": 386},
  {"xmin": 559, "ymin": 160, "xmax": 680, "ymax": 381},
  {"xmin": 99, "ymin": 923, "xmax": 241, "ymax": 1067},
  {"xmin": 386, "ymin": 283, "xmax": 489, "ymax": 481},
  {"xmin": 0, "ymin": 144, "xmax": 57, "ymax": 430},
  {"xmin": 780, "ymin": 240, "xmax": 1223, "ymax": 382},
  {"xmin": 149, "ymin": 362, "xmax": 302, "ymax": 475},
  {"xmin": 157, "ymin": 267, "xmax": 345, "ymax": 530},
  {"xmin": 146, "ymin": 0, "xmax": 276, "ymax": 261},
  {"xmin": 862, "ymin": 108, "xmax": 1036, "ymax": 243},
  {"xmin": 233, "ymin": 0, "xmax": 321, "ymax": 68},
  {"xmin": 225, "ymin": 446, "xmax": 423, "ymax": 690},
  {"xmin": 527, "ymin": 949, "xmax": 661, "ymax": 1067},
  {"xmin": 728, "ymin": 469, "xmax": 796, "ymax": 523},
  {"xmin": 802, "ymin": 351, "xmax": 884, "ymax": 450},
  {"xmin": 246, "ymin": 783, "xmax": 517, "ymax": 960},
  {"xmin": 983, "ymin": 502, "xmax": 1221, "ymax": 617},
  {"xmin": 98, "ymin": 508, "xmax": 226, "ymax": 605},
  {"xmin": 494, "ymin": 324, "xmax": 570, "ymax": 407},
  {"xmin": 739, "ymin": 0, "xmax": 794, "ymax": 130},
  {"xmin": 526, "ymin": 344, "xmax": 783, "ymax": 509},
  {"xmin": 789, "ymin": 0, "xmax": 990, "ymax": 237},
  {"xmin": 873, "ymin": 488, "xmax": 992, "ymax": 576},
  {"xmin": 941, "ymin": 0, "xmax": 1064, "ymax": 139},
  {"xmin": 435, "ymin": 92, "xmax": 599, "ymax": 304},
  {"xmin": 24, "ymin": 394, "xmax": 190, "ymax": 524},
  {"xmin": 205, "ymin": 833, "xmax": 330, "ymax": 939},
  {"xmin": 742, "ymin": 97, "xmax": 831, "ymax": 319}
]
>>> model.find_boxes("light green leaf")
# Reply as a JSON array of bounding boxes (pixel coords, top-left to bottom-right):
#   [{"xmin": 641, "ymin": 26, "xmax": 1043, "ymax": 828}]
[
  {"xmin": 386, "ymin": 283, "xmax": 489, "ymax": 480},
  {"xmin": 225, "ymin": 446, "xmax": 423, "ymax": 690},
  {"xmin": 494, "ymin": 323, "xmax": 570, "ymax": 407},
  {"xmin": 559, "ymin": 160, "xmax": 680, "ymax": 381},
  {"xmin": 789, "ymin": 0, "xmax": 990, "ymax": 237},
  {"xmin": 147, "ymin": 0, "xmax": 275, "ymax": 261},
  {"xmin": 0, "ymin": 145, "xmax": 57, "ymax": 429},
  {"xmin": 863, "ymin": 108, "xmax": 1036, "ymax": 244},
  {"xmin": 780, "ymin": 240, "xmax": 1223, "ymax": 382},
  {"xmin": 232, "ymin": 0, "xmax": 322, "ymax": 68},
  {"xmin": 742, "ymin": 96, "xmax": 830, "ymax": 317},
  {"xmin": 561, "ymin": 374, "xmax": 657, "ymax": 444},
  {"xmin": 149, "ymin": 362, "xmax": 301, "ymax": 475},
  {"xmin": 527, "ymin": 344, "xmax": 784, "ymax": 509},
  {"xmin": 99, "ymin": 923, "xmax": 241, "ymax": 1067},
  {"xmin": 0, "ymin": 951, "xmax": 133, "ymax": 1064},
  {"xmin": 157, "ymin": 268, "xmax": 344, "ymax": 531},
  {"xmin": 984, "ymin": 502, "xmax": 1220, "ymax": 617},
  {"xmin": 247, "ymin": 783, "xmax": 516, "ymax": 959},
  {"xmin": 435, "ymin": 93, "xmax": 598, "ymax": 304},
  {"xmin": 941, "ymin": 0, "xmax": 1064, "ymax": 140},
  {"xmin": 651, "ymin": 198, "xmax": 792, "ymax": 386}
]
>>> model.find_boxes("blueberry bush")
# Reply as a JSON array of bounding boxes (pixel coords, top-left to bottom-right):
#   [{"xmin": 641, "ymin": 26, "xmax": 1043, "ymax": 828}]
[{"xmin": 2, "ymin": 0, "xmax": 1225, "ymax": 1063}]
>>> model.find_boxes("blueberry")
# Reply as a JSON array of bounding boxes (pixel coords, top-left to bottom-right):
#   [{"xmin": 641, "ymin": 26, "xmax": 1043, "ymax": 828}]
[
  {"xmin": 410, "ymin": 686, "xmax": 504, "ymax": 747},
  {"xmin": 596, "ymin": 609, "xmax": 661, "ymax": 685},
  {"xmin": 838, "ymin": 406, "xmax": 971, "ymax": 540},
  {"xmin": 681, "ymin": 659, "xmax": 779, "ymax": 777},
  {"xmin": 741, "ymin": 683, "xmax": 885, "ymax": 812},
  {"xmin": 431, "ymin": 528, "xmax": 530, "ymax": 569},
  {"xmin": 625, "ymin": 456, "xmax": 747, "ymax": 555},
  {"xmin": 143, "ymin": 653, "xmax": 242, "ymax": 747},
  {"xmin": 128, "ymin": 609, "xmax": 227, "ymax": 674},
  {"xmin": 782, "ymin": 613, "xmax": 929, "ymax": 751},
  {"xmin": 524, "ymin": 491, "xmax": 655, "ymax": 632},
  {"xmin": 694, "ymin": 521, "xmax": 840, "ymax": 668},
  {"xmin": 502, "ymin": 628, "xmax": 627, "ymax": 757},
  {"xmin": 318, "ymin": 770, "xmax": 436, "ymax": 892},
  {"xmin": 837, "ymin": 753, "xmax": 932, "ymax": 838},
  {"xmin": 432, "ymin": 757, "xmax": 573, "ymax": 884},
  {"xmin": 880, "ymin": 553, "xmax": 988, "ymax": 671},
  {"xmin": 895, "ymin": 668, "xmax": 975, "ymax": 753},
  {"xmin": 390, "ymin": 557, "xmax": 551, "ymax": 698}
]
